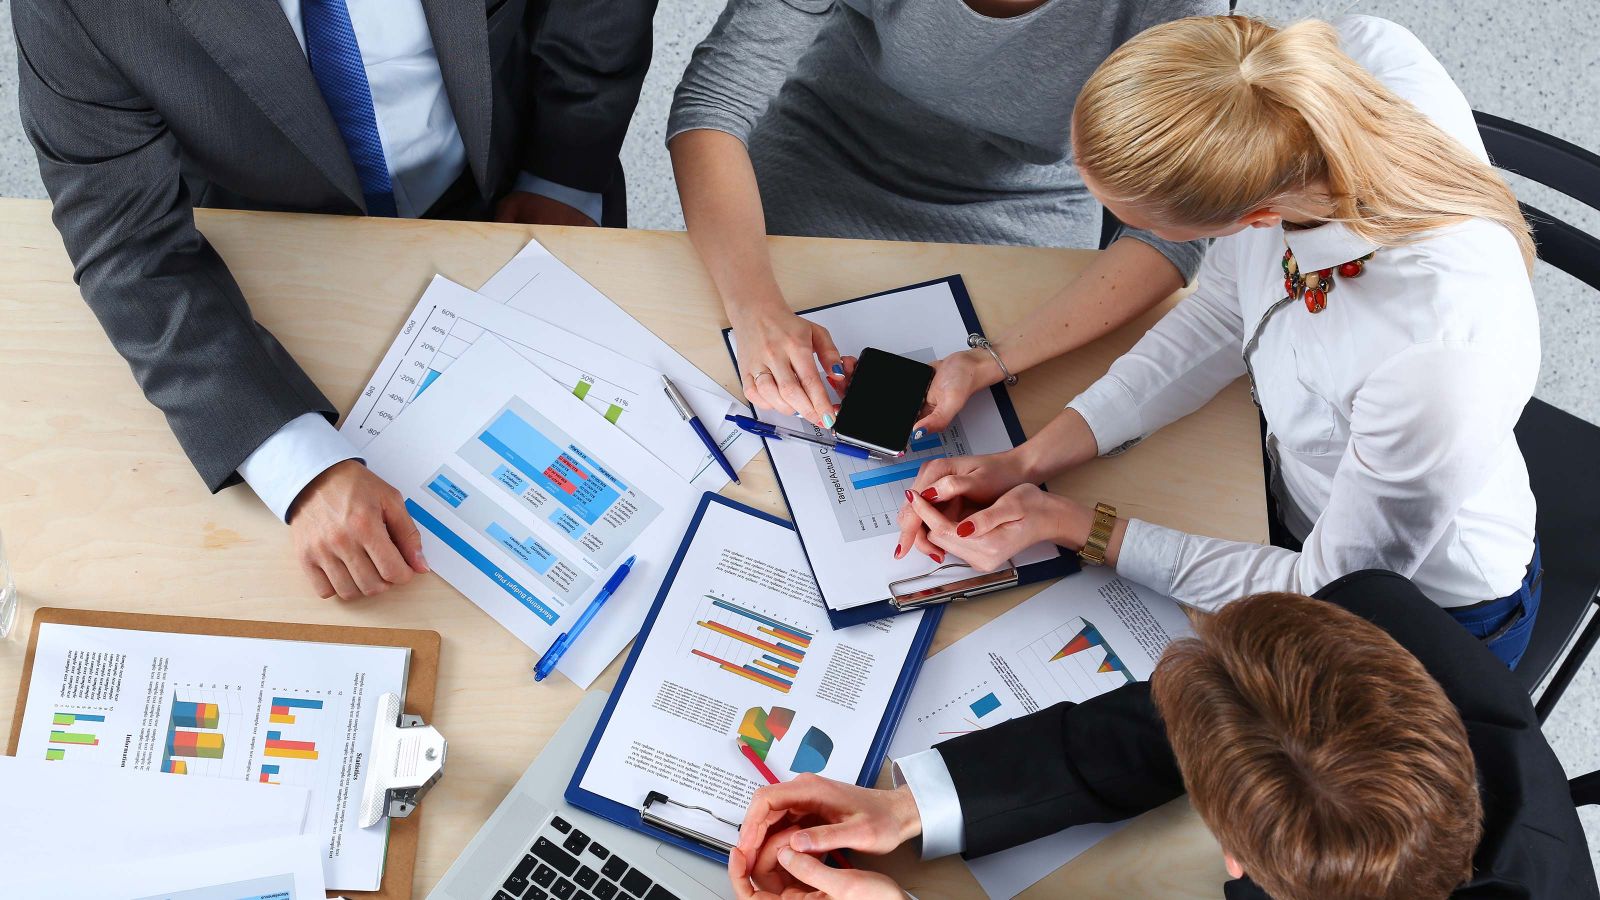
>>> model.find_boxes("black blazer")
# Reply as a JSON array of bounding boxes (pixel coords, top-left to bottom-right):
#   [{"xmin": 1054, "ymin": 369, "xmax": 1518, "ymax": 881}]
[
  {"xmin": 13, "ymin": 0, "xmax": 655, "ymax": 490},
  {"xmin": 935, "ymin": 571, "xmax": 1598, "ymax": 898}
]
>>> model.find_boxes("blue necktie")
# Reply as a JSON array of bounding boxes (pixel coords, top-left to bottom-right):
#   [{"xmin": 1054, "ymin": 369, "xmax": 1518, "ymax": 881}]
[{"xmin": 301, "ymin": 0, "xmax": 397, "ymax": 217}]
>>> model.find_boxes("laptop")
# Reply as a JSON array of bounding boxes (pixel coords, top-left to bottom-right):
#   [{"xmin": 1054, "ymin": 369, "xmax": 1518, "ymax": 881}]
[{"xmin": 430, "ymin": 691, "xmax": 734, "ymax": 900}]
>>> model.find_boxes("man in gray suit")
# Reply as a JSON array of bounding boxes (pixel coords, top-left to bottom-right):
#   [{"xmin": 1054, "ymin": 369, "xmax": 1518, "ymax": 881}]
[{"xmin": 14, "ymin": 0, "xmax": 656, "ymax": 601}]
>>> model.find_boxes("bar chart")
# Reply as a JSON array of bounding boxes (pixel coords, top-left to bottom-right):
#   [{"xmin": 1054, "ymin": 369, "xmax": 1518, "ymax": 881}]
[
  {"xmin": 45, "ymin": 710, "xmax": 104, "ymax": 761},
  {"xmin": 687, "ymin": 595, "xmax": 814, "ymax": 694},
  {"xmin": 161, "ymin": 693, "xmax": 232, "ymax": 775},
  {"xmin": 812, "ymin": 418, "xmax": 973, "ymax": 543},
  {"xmin": 1025, "ymin": 616, "xmax": 1136, "ymax": 698}
]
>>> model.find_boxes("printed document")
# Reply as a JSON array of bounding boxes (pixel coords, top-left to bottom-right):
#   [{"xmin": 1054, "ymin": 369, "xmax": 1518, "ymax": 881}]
[
  {"xmin": 13, "ymin": 833, "xmax": 327, "ymax": 900},
  {"xmin": 343, "ymin": 275, "xmax": 736, "ymax": 489},
  {"xmin": 886, "ymin": 569, "xmax": 1193, "ymax": 899},
  {"xmin": 479, "ymin": 237, "xmax": 760, "ymax": 488},
  {"xmin": 362, "ymin": 335, "xmax": 701, "ymax": 686},
  {"xmin": 575, "ymin": 499, "xmax": 924, "ymax": 848},
  {"xmin": 730, "ymin": 279, "xmax": 1061, "ymax": 611},
  {"xmin": 13, "ymin": 625, "xmax": 409, "ymax": 890}
]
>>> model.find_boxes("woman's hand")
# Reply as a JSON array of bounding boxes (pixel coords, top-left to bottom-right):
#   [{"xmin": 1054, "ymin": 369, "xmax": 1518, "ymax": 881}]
[
  {"xmin": 729, "ymin": 847, "xmax": 906, "ymax": 900},
  {"xmin": 732, "ymin": 303, "xmax": 843, "ymax": 427},
  {"xmin": 894, "ymin": 450, "xmax": 1036, "ymax": 561},
  {"xmin": 912, "ymin": 348, "xmax": 1004, "ymax": 437},
  {"xmin": 905, "ymin": 483, "xmax": 1087, "ymax": 572}
]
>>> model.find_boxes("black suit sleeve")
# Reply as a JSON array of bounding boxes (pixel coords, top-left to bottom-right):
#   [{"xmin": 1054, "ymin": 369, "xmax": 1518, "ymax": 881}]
[
  {"xmin": 935, "ymin": 684, "xmax": 1186, "ymax": 858},
  {"xmin": 520, "ymin": 0, "xmax": 658, "ymax": 192},
  {"xmin": 12, "ymin": 0, "xmax": 336, "ymax": 491}
]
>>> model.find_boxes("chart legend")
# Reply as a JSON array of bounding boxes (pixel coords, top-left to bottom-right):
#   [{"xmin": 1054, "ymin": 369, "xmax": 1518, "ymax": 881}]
[{"xmin": 689, "ymin": 596, "xmax": 812, "ymax": 693}]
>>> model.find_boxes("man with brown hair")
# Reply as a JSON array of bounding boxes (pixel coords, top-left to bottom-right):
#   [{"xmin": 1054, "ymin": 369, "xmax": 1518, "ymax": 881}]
[{"xmin": 728, "ymin": 571, "xmax": 1597, "ymax": 899}]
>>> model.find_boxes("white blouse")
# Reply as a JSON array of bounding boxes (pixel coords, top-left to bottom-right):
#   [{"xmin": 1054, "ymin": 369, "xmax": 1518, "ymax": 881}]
[{"xmin": 1068, "ymin": 16, "xmax": 1539, "ymax": 610}]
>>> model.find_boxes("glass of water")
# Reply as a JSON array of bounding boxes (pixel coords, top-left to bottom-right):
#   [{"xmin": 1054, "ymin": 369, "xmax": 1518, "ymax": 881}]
[{"xmin": 0, "ymin": 527, "xmax": 17, "ymax": 639}]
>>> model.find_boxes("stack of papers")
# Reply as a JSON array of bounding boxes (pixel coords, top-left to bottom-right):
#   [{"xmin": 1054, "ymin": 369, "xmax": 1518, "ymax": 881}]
[{"xmin": 350, "ymin": 240, "xmax": 759, "ymax": 686}]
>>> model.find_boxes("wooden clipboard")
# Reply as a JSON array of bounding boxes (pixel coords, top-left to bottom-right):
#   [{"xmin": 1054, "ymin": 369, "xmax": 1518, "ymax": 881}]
[{"xmin": 7, "ymin": 607, "xmax": 441, "ymax": 900}]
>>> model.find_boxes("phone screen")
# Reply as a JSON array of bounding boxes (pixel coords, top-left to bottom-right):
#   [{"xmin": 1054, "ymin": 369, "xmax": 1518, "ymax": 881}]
[{"xmin": 833, "ymin": 348, "xmax": 934, "ymax": 455}]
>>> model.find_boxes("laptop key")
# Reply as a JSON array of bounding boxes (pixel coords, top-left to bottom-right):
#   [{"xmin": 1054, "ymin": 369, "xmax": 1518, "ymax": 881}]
[
  {"xmin": 527, "ymin": 890, "xmax": 549, "ymax": 900},
  {"xmin": 552, "ymin": 878, "xmax": 577, "ymax": 900},
  {"xmin": 588, "ymin": 843, "xmax": 610, "ymax": 860},
  {"xmin": 533, "ymin": 837, "xmax": 581, "ymax": 877},
  {"xmin": 593, "ymin": 881, "xmax": 618, "ymax": 900},
  {"xmin": 551, "ymin": 816, "xmax": 573, "ymax": 834},
  {"xmin": 601, "ymin": 857, "xmax": 628, "ymax": 881},
  {"xmin": 620, "ymin": 869, "xmax": 652, "ymax": 898},
  {"xmin": 564, "ymin": 830, "xmax": 590, "ymax": 856},
  {"xmin": 504, "ymin": 854, "xmax": 538, "ymax": 894},
  {"xmin": 575, "ymin": 866, "xmax": 599, "ymax": 889},
  {"xmin": 494, "ymin": 892, "xmax": 517, "ymax": 900},
  {"xmin": 533, "ymin": 863, "xmax": 557, "ymax": 887},
  {"xmin": 644, "ymin": 887, "xmax": 681, "ymax": 900},
  {"xmin": 576, "ymin": 894, "xmax": 595, "ymax": 900}
]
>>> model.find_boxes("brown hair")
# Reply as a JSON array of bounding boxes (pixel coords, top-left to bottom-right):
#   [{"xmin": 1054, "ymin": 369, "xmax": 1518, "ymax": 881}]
[
  {"xmin": 1074, "ymin": 16, "xmax": 1535, "ymax": 272},
  {"xmin": 1152, "ymin": 592, "xmax": 1482, "ymax": 900}
]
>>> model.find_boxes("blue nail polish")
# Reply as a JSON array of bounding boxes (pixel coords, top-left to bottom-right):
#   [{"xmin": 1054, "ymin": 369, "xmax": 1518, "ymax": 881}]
[
  {"xmin": 912, "ymin": 428, "xmax": 925, "ymax": 440},
  {"xmin": 822, "ymin": 414, "xmax": 836, "ymax": 428},
  {"xmin": 832, "ymin": 362, "xmax": 844, "ymax": 375}
]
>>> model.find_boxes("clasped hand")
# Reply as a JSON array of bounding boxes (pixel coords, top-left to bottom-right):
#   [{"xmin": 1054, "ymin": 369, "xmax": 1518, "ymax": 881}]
[{"xmin": 893, "ymin": 451, "xmax": 1070, "ymax": 570}]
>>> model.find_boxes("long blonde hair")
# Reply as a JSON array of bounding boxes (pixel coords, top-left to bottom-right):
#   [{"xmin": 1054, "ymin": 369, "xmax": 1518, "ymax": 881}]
[{"xmin": 1074, "ymin": 16, "xmax": 1535, "ymax": 272}]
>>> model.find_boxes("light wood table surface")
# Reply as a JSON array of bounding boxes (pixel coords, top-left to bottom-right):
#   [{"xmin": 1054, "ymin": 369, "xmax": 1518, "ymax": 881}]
[{"xmin": 0, "ymin": 197, "xmax": 1265, "ymax": 898}]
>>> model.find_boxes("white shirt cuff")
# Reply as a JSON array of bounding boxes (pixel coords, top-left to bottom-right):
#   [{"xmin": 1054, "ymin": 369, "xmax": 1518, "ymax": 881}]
[
  {"xmin": 891, "ymin": 749, "xmax": 966, "ymax": 859},
  {"xmin": 236, "ymin": 413, "xmax": 362, "ymax": 522},
  {"xmin": 1066, "ymin": 375, "xmax": 1143, "ymax": 457},
  {"xmin": 513, "ymin": 172, "xmax": 604, "ymax": 226},
  {"xmin": 1114, "ymin": 517, "xmax": 1183, "ymax": 599}
]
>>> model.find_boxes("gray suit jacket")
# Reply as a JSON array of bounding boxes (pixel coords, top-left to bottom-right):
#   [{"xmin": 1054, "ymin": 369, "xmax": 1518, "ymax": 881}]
[{"xmin": 13, "ymin": 0, "xmax": 655, "ymax": 491}]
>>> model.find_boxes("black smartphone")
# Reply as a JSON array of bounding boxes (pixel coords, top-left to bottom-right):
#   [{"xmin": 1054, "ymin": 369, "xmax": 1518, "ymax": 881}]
[{"xmin": 832, "ymin": 347, "xmax": 934, "ymax": 457}]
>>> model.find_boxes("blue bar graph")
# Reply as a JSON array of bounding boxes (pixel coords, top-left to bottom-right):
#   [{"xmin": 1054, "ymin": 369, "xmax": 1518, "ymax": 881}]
[
  {"xmin": 273, "ymin": 697, "xmax": 324, "ymax": 709},
  {"xmin": 478, "ymin": 410, "xmax": 620, "ymax": 524},
  {"xmin": 710, "ymin": 598, "xmax": 815, "ymax": 642},
  {"xmin": 970, "ymin": 692, "xmax": 1001, "ymax": 718},
  {"xmin": 847, "ymin": 457, "xmax": 928, "ymax": 490},
  {"xmin": 909, "ymin": 433, "xmax": 943, "ymax": 452}
]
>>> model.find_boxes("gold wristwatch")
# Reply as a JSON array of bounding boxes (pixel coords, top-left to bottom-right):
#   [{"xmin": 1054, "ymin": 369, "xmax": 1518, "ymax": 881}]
[{"xmin": 1079, "ymin": 502, "xmax": 1117, "ymax": 567}]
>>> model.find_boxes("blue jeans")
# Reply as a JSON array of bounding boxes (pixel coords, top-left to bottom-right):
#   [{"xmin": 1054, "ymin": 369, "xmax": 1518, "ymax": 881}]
[{"xmin": 1446, "ymin": 540, "xmax": 1542, "ymax": 670}]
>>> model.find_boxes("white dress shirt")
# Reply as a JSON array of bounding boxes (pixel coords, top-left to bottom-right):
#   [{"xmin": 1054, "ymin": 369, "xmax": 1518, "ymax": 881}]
[
  {"xmin": 241, "ymin": 0, "xmax": 603, "ymax": 522},
  {"xmin": 1069, "ymin": 15, "xmax": 1539, "ymax": 610}
]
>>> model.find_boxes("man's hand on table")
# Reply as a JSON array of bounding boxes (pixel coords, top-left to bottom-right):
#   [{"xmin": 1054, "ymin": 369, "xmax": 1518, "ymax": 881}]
[
  {"xmin": 288, "ymin": 460, "xmax": 428, "ymax": 600},
  {"xmin": 730, "ymin": 775, "xmax": 919, "ymax": 899}
]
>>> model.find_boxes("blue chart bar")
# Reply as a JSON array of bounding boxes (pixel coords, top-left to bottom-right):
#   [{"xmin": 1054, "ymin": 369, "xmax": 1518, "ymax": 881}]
[
  {"xmin": 478, "ymin": 411, "xmax": 620, "ymax": 524},
  {"xmin": 486, "ymin": 522, "xmax": 558, "ymax": 574},
  {"xmin": 274, "ymin": 697, "xmax": 324, "ymax": 709},
  {"xmin": 970, "ymin": 692, "xmax": 1001, "ymax": 718},
  {"xmin": 414, "ymin": 368, "xmax": 443, "ymax": 398},
  {"xmin": 848, "ymin": 457, "xmax": 928, "ymax": 490},
  {"xmin": 710, "ymin": 598, "xmax": 815, "ymax": 642},
  {"xmin": 909, "ymin": 433, "xmax": 943, "ymax": 452},
  {"xmin": 405, "ymin": 499, "xmax": 560, "ymax": 624},
  {"xmin": 428, "ymin": 474, "xmax": 468, "ymax": 508}
]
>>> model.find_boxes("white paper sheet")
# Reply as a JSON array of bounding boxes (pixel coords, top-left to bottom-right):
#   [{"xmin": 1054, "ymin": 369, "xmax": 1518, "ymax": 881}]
[
  {"xmin": 342, "ymin": 275, "xmax": 736, "ymax": 489},
  {"xmin": 0, "ymin": 757, "xmax": 311, "ymax": 873},
  {"xmin": 362, "ymin": 335, "xmax": 702, "ymax": 687},
  {"xmin": 885, "ymin": 569, "xmax": 1194, "ymax": 899},
  {"xmin": 479, "ymin": 238, "xmax": 761, "ymax": 487},
  {"xmin": 12, "ymin": 624, "xmax": 409, "ymax": 891},
  {"xmin": 13, "ymin": 833, "xmax": 327, "ymax": 900},
  {"xmin": 576, "ymin": 499, "xmax": 925, "ymax": 846},
  {"xmin": 729, "ymin": 279, "xmax": 1061, "ymax": 611}
]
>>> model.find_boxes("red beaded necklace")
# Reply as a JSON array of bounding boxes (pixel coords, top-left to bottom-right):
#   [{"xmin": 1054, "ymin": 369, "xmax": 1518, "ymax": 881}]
[{"xmin": 1282, "ymin": 245, "xmax": 1375, "ymax": 313}]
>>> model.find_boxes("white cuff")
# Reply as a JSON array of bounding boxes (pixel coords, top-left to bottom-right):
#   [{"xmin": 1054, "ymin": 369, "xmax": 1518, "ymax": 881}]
[
  {"xmin": 512, "ymin": 172, "xmax": 605, "ymax": 226},
  {"xmin": 1066, "ymin": 375, "xmax": 1143, "ymax": 457},
  {"xmin": 237, "ymin": 413, "xmax": 362, "ymax": 522},
  {"xmin": 1114, "ymin": 518, "xmax": 1183, "ymax": 599},
  {"xmin": 891, "ymin": 749, "xmax": 966, "ymax": 859}
]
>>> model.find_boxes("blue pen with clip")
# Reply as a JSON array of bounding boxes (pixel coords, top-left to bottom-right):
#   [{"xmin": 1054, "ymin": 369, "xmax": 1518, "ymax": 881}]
[
  {"xmin": 534, "ymin": 555, "xmax": 636, "ymax": 681},
  {"xmin": 723, "ymin": 414, "xmax": 872, "ymax": 459},
  {"xmin": 663, "ymin": 375, "xmax": 740, "ymax": 485}
]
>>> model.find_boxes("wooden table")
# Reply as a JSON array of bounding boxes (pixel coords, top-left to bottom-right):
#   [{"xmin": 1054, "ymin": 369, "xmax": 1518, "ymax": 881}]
[{"xmin": 0, "ymin": 198, "xmax": 1266, "ymax": 898}]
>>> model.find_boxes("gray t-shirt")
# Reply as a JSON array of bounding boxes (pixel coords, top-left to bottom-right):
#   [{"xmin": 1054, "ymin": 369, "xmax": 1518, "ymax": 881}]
[{"xmin": 669, "ymin": 0, "xmax": 1220, "ymax": 278}]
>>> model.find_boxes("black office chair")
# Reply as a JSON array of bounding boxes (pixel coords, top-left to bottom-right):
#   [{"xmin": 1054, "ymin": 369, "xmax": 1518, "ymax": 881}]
[{"xmin": 1473, "ymin": 110, "xmax": 1600, "ymax": 721}]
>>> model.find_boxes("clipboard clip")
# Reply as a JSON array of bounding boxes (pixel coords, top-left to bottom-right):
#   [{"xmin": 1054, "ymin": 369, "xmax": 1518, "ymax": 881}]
[
  {"xmin": 359, "ymin": 692, "xmax": 447, "ymax": 827},
  {"xmin": 887, "ymin": 561, "xmax": 1019, "ymax": 610},
  {"xmin": 641, "ymin": 791, "xmax": 738, "ymax": 855}
]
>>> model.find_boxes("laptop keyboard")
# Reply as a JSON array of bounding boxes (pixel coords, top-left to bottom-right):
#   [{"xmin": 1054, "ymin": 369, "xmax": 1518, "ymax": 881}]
[{"xmin": 491, "ymin": 815, "xmax": 682, "ymax": 900}]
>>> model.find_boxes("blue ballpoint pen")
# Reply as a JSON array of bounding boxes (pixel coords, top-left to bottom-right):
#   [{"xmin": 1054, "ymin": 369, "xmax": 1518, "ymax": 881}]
[
  {"xmin": 663, "ymin": 375, "xmax": 740, "ymax": 484},
  {"xmin": 723, "ymin": 413, "xmax": 872, "ymax": 459},
  {"xmin": 534, "ymin": 555, "xmax": 636, "ymax": 681}
]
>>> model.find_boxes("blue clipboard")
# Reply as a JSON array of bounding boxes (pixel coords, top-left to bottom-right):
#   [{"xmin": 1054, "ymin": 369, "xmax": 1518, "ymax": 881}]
[
  {"xmin": 564, "ymin": 492, "xmax": 943, "ymax": 866},
  {"xmin": 721, "ymin": 275, "xmax": 1078, "ymax": 629}
]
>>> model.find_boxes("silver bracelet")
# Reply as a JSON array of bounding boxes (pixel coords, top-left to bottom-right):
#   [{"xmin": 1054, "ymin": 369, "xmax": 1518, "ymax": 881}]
[{"xmin": 968, "ymin": 333, "xmax": 1018, "ymax": 386}]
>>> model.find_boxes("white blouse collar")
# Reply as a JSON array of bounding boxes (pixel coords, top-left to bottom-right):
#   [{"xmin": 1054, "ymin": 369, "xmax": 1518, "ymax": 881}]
[{"xmin": 1281, "ymin": 221, "xmax": 1382, "ymax": 272}]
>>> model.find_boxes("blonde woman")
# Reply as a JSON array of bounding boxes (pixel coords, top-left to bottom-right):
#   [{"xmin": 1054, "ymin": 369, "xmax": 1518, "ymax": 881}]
[{"xmin": 898, "ymin": 15, "xmax": 1544, "ymax": 667}]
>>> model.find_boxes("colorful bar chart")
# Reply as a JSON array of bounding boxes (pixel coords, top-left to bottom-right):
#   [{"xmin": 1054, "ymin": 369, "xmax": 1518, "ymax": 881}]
[
  {"xmin": 170, "ymin": 730, "xmax": 225, "ymax": 759},
  {"xmin": 161, "ymin": 692, "xmax": 228, "ymax": 775},
  {"xmin": 269, "ymin": 696, "xmax": 323, "ymax": 725},
  {"xmin": 162, "ymin": 759, "xmax": 188, "ymax": 774},
  {"xmin": 51, "ymin": 712, "xmax": 106, "ymax": 727},
  {"xmin": 265, "ymin": 731, "xmax": 319, "ymax": 760},
  {"xmin": 259, "ymin": 764, "xmax": 282, "ymax": 785},
  {"xmin": 690, "ymin": 596, "xmax": 814, "ymax": 693},
  {"xmin": 171, "ymin": 699, "xmax": 220, "ymax": 729}
]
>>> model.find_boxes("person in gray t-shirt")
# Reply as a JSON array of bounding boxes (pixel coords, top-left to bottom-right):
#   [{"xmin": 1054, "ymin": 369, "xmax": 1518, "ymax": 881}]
[{"xmin": 670, "ymin": 0, "xmax": 1221, "ymax": 432}]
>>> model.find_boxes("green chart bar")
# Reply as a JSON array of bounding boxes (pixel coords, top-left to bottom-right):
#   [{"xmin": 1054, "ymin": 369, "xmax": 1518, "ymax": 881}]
[
  {"xmin": 45, "ymin": 748, "xmax": 65, "ymax": 761},
  {"xmin": 49, "ymin": 730, "xmax": 98, "ymax": 745}
]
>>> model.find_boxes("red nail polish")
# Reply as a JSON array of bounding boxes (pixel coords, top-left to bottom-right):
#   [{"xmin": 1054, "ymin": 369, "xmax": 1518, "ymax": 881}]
[
  {"xmin": 920, "ymin": 488, "xmax": 938, "ymax": 501},
  {"xmin": 957, "ymin": 521, "xmax": 975, "ymax": 538},
  {"xmin": 904, "ymin": 489, "xmax": 914, "ymax": 502},
  {"xmin": 929, "ymin": 551, "xmax": 944, "ymax": 563},
  {"xmin": 894, "ymin": 543, "xmax": 903, "ymax": 558}
]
